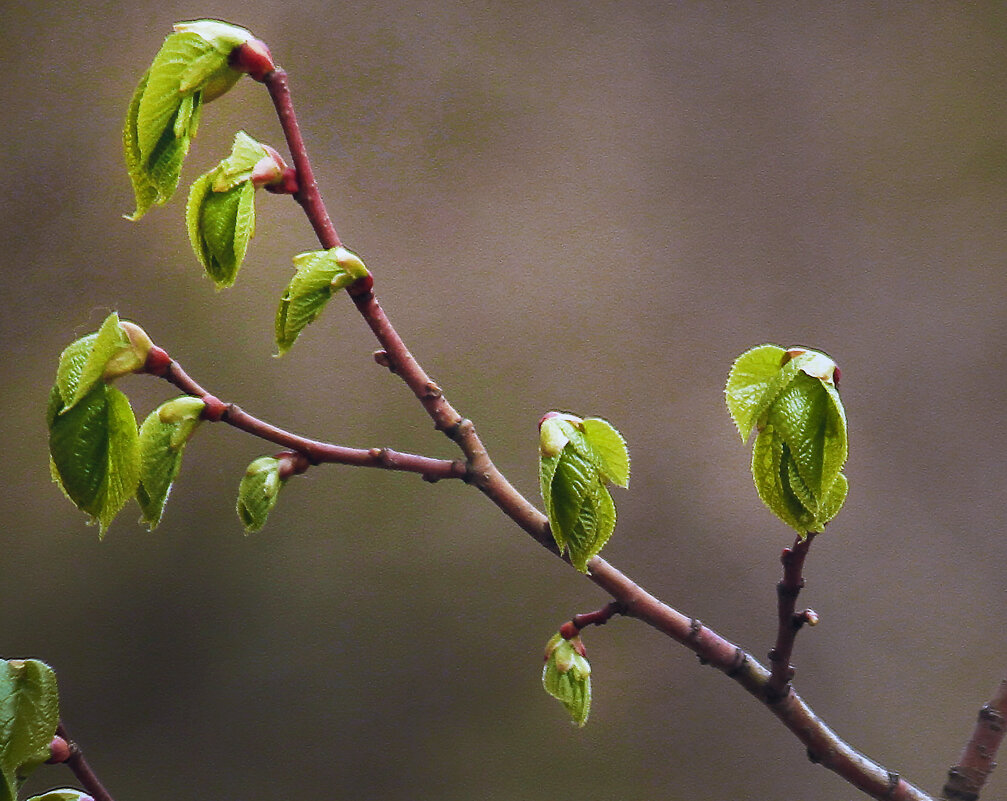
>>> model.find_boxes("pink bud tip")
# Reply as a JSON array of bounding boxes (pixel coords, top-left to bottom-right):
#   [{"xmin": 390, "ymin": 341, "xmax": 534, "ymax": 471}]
[
  {"xmin": 47, "ymin": 735, "xmax": 71, "ymax": 763},
  {"xmin": 539, "ymin": 411, "xmax": 563, "ymax": 430}
]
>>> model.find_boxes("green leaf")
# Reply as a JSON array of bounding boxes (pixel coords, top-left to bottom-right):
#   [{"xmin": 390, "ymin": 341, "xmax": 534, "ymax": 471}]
[
  {"xmin": 124, "ymin": 70, "xmax": 159, "ymax": 220},
  {"xmin": 48, "ymin": 382, "xmax": 140, "ymax": 537},
  {"xmin": 751, "ymin": 427, "xmax": 812, "ymax": 534},
  {"xmin": 579, "ymin": 418, "xmax": 630, "ymax": 487},
  {"xmin": 0, "ymin": 659, "xmax": 60, "ymax": 801},
  {"xmin": 211, "ymin": 131, "xmax": 268, "ymax": 191},
  {"xmin": 275, "ymin": 248, "xmax": 370, "ymax": 355},
  {"xmin": 236, "ymin": 456, "xmax": 284, "ymax": 532},
  {"xmin": 137, "ymin": 397, "xmax": 205, "ymax": 529},
  {"xmin": 125, "ymin": 22, "xmax": 251, "ymax": 220},
  {"xmin": 733, "ymin": 346, "xmax": 848, "ymax": 535},
  {"xmin": 542, "ymin": 635, "xmax": 591, "ymax": 727},
  {"xmin": 545, "ymin": 446, "xmax": 616, "ymax": 572},
  {"xmin": 188, "ymin": 178, "xmax": 256, "ymax": 287},
  {"xmin": 55, "ymin": 313, "xmax": 130, "ymax": 410},
  {"xmin": 726, "ymin": 344, "xmax": 795, "ymax": 440}
]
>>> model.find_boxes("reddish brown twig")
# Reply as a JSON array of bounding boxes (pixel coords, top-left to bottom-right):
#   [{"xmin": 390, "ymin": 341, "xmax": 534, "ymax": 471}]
[
  {"xmin": 142, "ymin": 348, "xmax": 466, "ymax": 482},
  {"xmin": 766, "ymin": 533, "xmax": 817, "ymax": 701},
  {"xmin": 55, "ymin": 720, "xmax": 114, "ymax": 801},
  {"xmin": 942, "ymin": 675, "xmax": 1007, "ymax": 800},
  {"xmin": 558, "ymin": 601, "xmax": 625, "ymax": 640}
]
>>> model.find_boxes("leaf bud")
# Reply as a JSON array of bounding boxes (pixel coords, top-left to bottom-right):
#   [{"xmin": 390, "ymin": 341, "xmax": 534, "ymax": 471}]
[
  {"xmin": 538, "ymin": 412, "xmax": 581, "ymax": 457},
  {"xmin": 333, "ymin": 246, "xmax": 370, "ymax": 281},
  {"xmin": 542, "ymin": 632, "xmax": 592, "ymax": 727},
  {"xmin": 102, "ymin": 320, "xmax": 153, "ymax": 380},
  {"xmin": 46, "ymin": 736, "xmax": 72, "ymax": 764},
  {"xmin": 157, "ymin": 396, "xmax": 207, "ymax": 425}
]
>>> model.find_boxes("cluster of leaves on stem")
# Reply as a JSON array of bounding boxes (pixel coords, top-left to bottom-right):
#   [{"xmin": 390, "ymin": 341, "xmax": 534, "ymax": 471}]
[{"xmin": 726, "ymin": 345, "xmax": 848, "ymax": 535}]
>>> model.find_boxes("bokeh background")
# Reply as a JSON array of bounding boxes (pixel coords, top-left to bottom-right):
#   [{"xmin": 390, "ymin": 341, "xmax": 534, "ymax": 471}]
[{"xmin": 3, "ymin": 3, "xmax": 1007, "ymax": 799}]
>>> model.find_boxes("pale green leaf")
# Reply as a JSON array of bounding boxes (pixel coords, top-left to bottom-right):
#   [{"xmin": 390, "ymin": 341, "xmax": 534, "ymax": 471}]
[
  {"xmin": 137, "ymin": 398, "xmax": 204, "ymax": 529},
  {"xmin": 136, "ymin": 32, "xmax": 216, "ymax": 164},
  {"xmin": 191, "ymin": 180, "xmax": 255, "ymax": 287},
  {"xmin": 275, "ymin": 249, "xmax": 365, "ymax": 355},
  {"xmin": 211, "ymin": 131, "xmax": 268, "ymax": 191},
  {"xmin": 580, "ymin": 417, "xmax": 630, "ymax": 487},
  {"xmin": 725, "ymin": 344, "xmax": 790, "ymax": 439},
  {"xmin": 236, "ymin": 456, "xmax": 284, "ymax": 532},
  {"xmin": 542, "ymin": 637, "xmax": 591, "ymax": 727},
  {"xmin": 55, "ymin": 313, "xmax": 129, "ymax": 410},
  {"xmin": 815, "ymin": 471, "xmax": 848, "ymax": 529},
  {"xmin": 48, "ymin": 383, "xmax": 140, "ymax": 537},
  {"xmin": 124, "ymin": 69, "xmax": 159, "ymax": 220},
  {"xmin": 538, "ymin": 451, "xmax": 562, "ymax": 532},
  {"xmin": 0, "ymin": 659, "xmax": 59, "ymax": 801},
  {"xmin": 766, "ymin": 372, "xmax": 846, "ymax": 509}
]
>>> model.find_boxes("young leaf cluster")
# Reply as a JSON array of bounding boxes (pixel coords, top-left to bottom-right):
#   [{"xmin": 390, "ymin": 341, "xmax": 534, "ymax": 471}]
[
  {"xmin": 187, "ymin": 131, "xmax": 275, "ymax": 287},
  {"xmin": 542, "ymin": 634, "xmax": 592, "ymax": 727},
  {"xmin": 125, "ymin": 21, "xmax": 253, "ymax": 219},
  {"xmin": 538, "ymin": 414, "xmax": 630, "ymax": 572},
  {"xmin": 47, "ymin": 314, "xmax": 209, "ymax": 534},
  {"xmin": 726, "ymin": 345, "xmax": 848, "ymax": 536}
]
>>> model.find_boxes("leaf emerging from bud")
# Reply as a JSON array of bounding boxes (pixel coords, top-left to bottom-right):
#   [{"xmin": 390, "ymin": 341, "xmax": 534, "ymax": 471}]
[
  {"xmin": 542, "ymin": 634, "xmax": 592, "ymax": 727},
  {"xmin": 726, "ymin": 345, "xmax": 848, "ymax": 535}
]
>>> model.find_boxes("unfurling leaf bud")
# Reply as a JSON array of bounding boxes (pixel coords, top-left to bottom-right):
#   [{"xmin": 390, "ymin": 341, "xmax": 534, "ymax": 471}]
[
  {"xmin": 102, "ymin": 320, "xmax": 153, "ymax": 380},
  {"xmin": 538, "ymin": 412, "xmax": 629, "ymax": 571},
  {"xmin": 187, "ymin": 132, "xmax": 270, "ymax": 287},
  {"xmin": 542, "ymin": 633, "xmax": 592, "ymax": 727},
  {"xmin": 726, "ymin": 345, "xmax": 848, "ymax": 536},
  {"xmin": 125, "ymin": 20, "xmax": 257, "ymax": 219},
  {"xmin": 137, "ymin": 396, "xmax": 206, "ymax": 529},
  {"xmin": 275, "ymin": 247, "xmax": 371, "ymax": 355},
  {"xmin": 236, "ymin": 456, "xmax": 285, "ymax": 532}
]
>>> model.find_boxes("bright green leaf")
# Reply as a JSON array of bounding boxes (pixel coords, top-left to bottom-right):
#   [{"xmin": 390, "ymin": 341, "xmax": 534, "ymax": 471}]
[
  {"xmin": 211, "ymin": 131, "xmax": 268, "ymax": 191},
  {"xmin": 579, "ymin": 417, "xmax": 630, "ymax": 487},
  {"xmin": 188, "ymin": 178, "xmax": 256, "ymax": 287},
  {"xmin": 275, "ymin": 248, "xmax": 370, "ymax": 355},
  {"xmin": 48, "ymin": 383, "xmax": 140, "ymax": 537},
  {"xmin": 726, "ymin": 344, "xmax": 797, "ymax": 440},
  {"xmin": 751, "ymin": 427, "xmax": 812, "ymax": 534},
  {"xmin": 544, "ymin": 446, "xmax": 617, "ymax": 572},
  {"xmin": 236, "ymin": 456, "xmax": 284, "ymax": 532},
  {"xmin": 125, "ymin": 22, "xmax": 251, "ymax": 219},
  {"xmin": 0, "ymin": 659, "xmax": 60, "ymax": 801},
  {"xmin": 137, "ymin": 397, "xmax": 205, "ymax": 529},
  {"xmin": 732, "ymin": 346, "xmax": 849, "ymax": 535},
  {"xmin": 55, "ymin": 313, "xmax": 131, "ymax": 410}
]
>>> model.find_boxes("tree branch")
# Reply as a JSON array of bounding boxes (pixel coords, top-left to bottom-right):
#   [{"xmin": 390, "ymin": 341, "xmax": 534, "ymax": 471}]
[
  {"xmin": 942, "ymin": 674, "xmax": 1007, "ymax": 800},
  {"xmin": 141, "ymin": 348, "xmax": 467, "ymax": 482},
  {"xmin": 55, "ymin": 720, "xmax": 115, "ymax": 801},
  {"xmin": 254, "ymin": 58, "xmax": 941, "ymax": 801},
  {"xmin": 766, "ymin": 533, "xmax": 816, "ymax": 701}
]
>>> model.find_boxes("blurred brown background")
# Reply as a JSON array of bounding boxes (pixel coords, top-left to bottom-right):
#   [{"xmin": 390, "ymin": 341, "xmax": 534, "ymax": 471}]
[{"xmin": 3, "ymin": 2, "xmax": 1007, "ymax": 799}]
